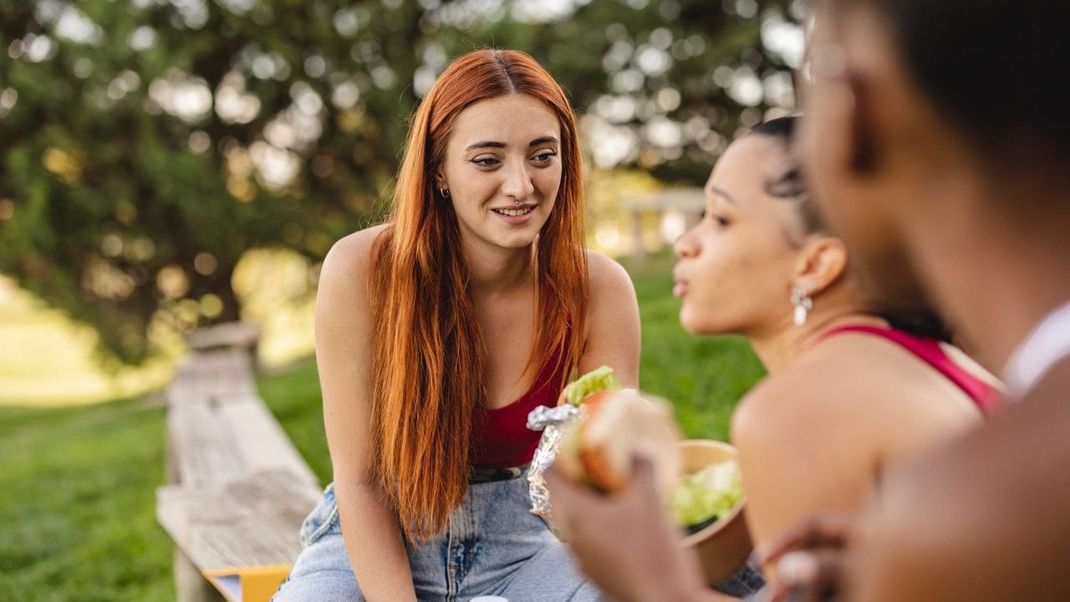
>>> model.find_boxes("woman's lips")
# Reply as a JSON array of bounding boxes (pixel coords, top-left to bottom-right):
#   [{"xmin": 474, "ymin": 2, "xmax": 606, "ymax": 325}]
[
  {"xmin": 491, "ymin": 205, "xmax": 536, "ymax": 226},
  {"xmin": 673, "ymin": 280, "xmax": 688, "ymax": 298}
]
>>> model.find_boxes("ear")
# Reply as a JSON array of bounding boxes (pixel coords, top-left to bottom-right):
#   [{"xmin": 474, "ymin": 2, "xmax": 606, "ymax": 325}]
[
  {"xmin": 815, "ymin": 67, "xmax": 881, "ymax": 179},
  {"xmin": 792, "ymin": 236, "xmax": 848, "ymax": 297},
  {"xmin": 846, "ymin": 70, "xmax": 887, "ymax": 175},
  {"xmin": 433, "ymin": 168, "xmax": 447, "ymax": 190}
]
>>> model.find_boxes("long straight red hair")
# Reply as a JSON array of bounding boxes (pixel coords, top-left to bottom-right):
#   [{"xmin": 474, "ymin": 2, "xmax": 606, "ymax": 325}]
[{"xmin": 368, "ymin": 49, "xmax": 589, "ymax": 542}]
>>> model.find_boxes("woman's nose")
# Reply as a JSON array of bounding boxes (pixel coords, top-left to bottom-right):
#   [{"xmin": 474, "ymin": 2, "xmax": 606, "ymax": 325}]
[
  {"xmin": 674, "ymin": 228, "xmax": 698, "ymax": 258},
  {"xmin": 501, "ymin": 161, "xmax": 535, "ymax": 200}
]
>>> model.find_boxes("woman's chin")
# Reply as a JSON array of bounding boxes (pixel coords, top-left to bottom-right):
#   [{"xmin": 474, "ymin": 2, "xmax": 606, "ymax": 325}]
[
  {"xmin": 679, "ymin": 308, "xmax": 729, "ymax": 337},
  {"xmin": 679, "ymin": 308, "xmax": 703, "ymax": 335}
]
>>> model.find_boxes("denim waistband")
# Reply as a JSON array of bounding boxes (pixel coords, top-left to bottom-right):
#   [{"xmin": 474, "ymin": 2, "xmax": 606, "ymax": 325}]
[{"xmin": 468, "ymin": 463, "xmax": 529, "ymax": 483}]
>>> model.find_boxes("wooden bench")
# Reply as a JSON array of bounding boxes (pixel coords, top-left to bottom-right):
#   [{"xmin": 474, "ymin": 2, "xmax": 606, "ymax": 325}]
[
  {"xmin": 157, "ymin": 338, "xmax": 322, "ymax": 602},
  {"xmin": 185, "ymin": 322, "xmax": 262, "ymax": 368}
]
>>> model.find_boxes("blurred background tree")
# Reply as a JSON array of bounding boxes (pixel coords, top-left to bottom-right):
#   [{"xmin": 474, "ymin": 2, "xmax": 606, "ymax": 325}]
[{"xmin": 0, "ymin": 0, "xmax": 802, "ymax": 367}]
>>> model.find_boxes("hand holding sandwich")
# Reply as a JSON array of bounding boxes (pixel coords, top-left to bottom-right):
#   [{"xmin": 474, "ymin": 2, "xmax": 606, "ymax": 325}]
[{"xmin": 546, "ymin": 453, "xmax": 710, "ymax": 602}]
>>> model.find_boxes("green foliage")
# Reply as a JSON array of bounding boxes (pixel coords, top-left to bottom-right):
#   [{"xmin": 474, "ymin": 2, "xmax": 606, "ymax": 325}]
[
  {"xmin": 0, "ymin": 0, "xmax": 798, "ymax": 366},
  {"xmin": 0, "ymin": 0, "xmax": 796, "ymax": 367}
]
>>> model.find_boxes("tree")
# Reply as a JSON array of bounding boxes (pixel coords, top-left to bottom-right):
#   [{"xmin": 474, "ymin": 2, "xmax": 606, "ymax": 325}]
[{"xmin": 0, "ymin": 0, "xmax": 800, "ymax": 366}]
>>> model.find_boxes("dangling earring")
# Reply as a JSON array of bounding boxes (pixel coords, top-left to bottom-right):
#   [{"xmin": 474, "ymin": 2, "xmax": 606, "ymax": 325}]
[{"xmin": 791, "ymin": 286, "xmax": 813, "ymax": 326}]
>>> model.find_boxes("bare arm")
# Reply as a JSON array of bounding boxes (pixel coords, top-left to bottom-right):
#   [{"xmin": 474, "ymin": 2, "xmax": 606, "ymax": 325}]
[
  {"xmin": 315, "ymin": 227, "xmax": 417, "ymax": 601},
  {"xmin": 733, "ymin": 333, "xmax": 984, "ymax": 553},
  {"xmin": 581, "ymin": 251, "xmax": 642, "ymax": 387},
  {"xmin": 731, "ymin": 377, "xmax": 877, "ymax": 554}
]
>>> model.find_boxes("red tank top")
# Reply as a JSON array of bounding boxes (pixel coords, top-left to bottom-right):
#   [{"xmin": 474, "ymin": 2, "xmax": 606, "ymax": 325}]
[
  {"xmin": 821, "ymin": 324, "xmax": 1000, "ymax": 415},
  {"xmin": 469, "ymin": 353, "xmax": 565, "ymax": 468}
]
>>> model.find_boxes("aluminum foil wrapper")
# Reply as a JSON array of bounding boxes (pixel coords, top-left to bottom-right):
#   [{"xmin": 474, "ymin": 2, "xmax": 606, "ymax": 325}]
[{"xmin": 526, "ymin": 404, "xmax": 581, "ymax": 523}]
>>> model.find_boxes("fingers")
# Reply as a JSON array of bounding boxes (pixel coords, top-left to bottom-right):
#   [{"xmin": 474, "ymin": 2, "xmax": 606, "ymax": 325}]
[
  {"xmin": 754, "ymin": 514, "xmax": 854, "ymax": 566},
  {"xmin": 767, "ymin": 549, "xmax": 847, "ymax": 602},
  {"xmin": 544, "ymin": 464, "xmax": 576, "ymax": 523},
  {"xmin": 630, "ymin": 448, "xmax": 661, "ymax": 501},
  {"xmin": 545, "ymin": 463, "xmax": 591, "ymax": 500},
  {"xmin": 544, "ymin": 463, "xmax": 568, "ymax": 495}
]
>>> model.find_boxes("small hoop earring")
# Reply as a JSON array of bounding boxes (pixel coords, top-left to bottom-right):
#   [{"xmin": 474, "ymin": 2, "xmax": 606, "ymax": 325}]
[
  {"xmin": 791, "ymin": 286, "xmax": 813, "ymax": 327},
  {"xmin": 438, "ymin": 185, "xmax": 449, "ymax": 198}
]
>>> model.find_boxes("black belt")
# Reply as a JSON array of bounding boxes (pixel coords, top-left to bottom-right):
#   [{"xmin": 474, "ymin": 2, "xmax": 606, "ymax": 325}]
[{"xmin": 469, "ymin": 464, "xmax": 529, "ymax": 483}]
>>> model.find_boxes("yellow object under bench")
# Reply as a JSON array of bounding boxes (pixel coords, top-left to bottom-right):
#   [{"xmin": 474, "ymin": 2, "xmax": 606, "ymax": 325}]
[{"xmin": 203, "ymin": 564, "xmax": 291, "ymax": 602}]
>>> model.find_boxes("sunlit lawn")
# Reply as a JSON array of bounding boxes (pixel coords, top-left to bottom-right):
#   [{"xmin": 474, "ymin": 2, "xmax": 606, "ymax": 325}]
[
  {"xmin": 0, "ymin": 254, "xmax": 764, "ymax": 599},
  {"xmin": 0, "ymin": 398, "xmax": 173, "ymax": 601}
]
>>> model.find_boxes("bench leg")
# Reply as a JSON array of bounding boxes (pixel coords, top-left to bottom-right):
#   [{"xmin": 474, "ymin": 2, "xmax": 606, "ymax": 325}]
[{"xmin": 173, "ymin": 546, "xmax": 226, "ymax": 602}]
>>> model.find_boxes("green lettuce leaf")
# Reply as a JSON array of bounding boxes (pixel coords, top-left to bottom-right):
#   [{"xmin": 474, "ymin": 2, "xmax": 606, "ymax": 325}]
[
  {"xmin": 561, "ymin": 365, "xmax": 621, "ymax": 406},
  {"xmin": 670, "ymin": 459, "xmax": 744, "ymax": 527}
]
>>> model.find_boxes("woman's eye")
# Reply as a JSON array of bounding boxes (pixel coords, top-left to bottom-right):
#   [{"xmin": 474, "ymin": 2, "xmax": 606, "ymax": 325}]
[
  {"xmin": 532, "ymin": 151, "xmax": 557, "ymax": 163},
  {"xmin": 703, "ymin": 210, "xmax": 729, "ymax": 227},
  {"xmin": 472, "ymin": 157, "xmax": 500, "ymax": 168}
]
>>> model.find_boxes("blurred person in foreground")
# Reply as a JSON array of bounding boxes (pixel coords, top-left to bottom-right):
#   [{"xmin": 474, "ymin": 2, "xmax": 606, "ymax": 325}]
[
  {"xmin": 557, "ymin": 0, "xmax": 1070, "ymax": 599},
  {"xmin": 763, "ymin": 0, "xmax": 1070, "ymax": 600},
  {"xmin": 545, "ymin": 115, "xmax": 999, "ymax": 602},
  {"xmin": 274, "ymin": 48, "xmax": 639, "ymax": 601}
]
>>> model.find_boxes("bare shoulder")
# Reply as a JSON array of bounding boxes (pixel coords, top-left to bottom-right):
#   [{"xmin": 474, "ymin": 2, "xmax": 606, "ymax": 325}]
[
  {"xmin": 730, "ymin": 373, "xmax": 821, "ymax": 456},
  {"xmin": 732, "ymin": 332, "xmax": 986, "ymax": 539},
  {"xmin": 585, "ymin": 249, "xmax": 635, "ymax": 296},
  {"xmin": 734, "ymin": 344, "xmax": 877, "ymax": 431},
  {"xmin": 777, "ymin": 332, "xmax": 954, "ymax": 416},
  {"xmin": 730, "ymin": 353, "xmax": 886, "ymax": 544},
  {"xmin": 320, "ymin": 224, "xmax": 390, "ymax": 284},
  {"xmin": 730, "ymin": 341, "xmax": 899, "ymax": 465},
  {"xmin": 578, "ymin": 250, "xmax": 640, "ymax": 387},
  {"xmin": 316, "ymin": 224, "xmax": 390, "ymax": 331}
]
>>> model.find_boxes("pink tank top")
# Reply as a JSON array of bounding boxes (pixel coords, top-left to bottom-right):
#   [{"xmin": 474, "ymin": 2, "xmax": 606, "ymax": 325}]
[
  {"xmin": 821, "ymin": 324, "xmax": 1000, "ymax": 415},
  {"xmin": 468, "ymin": 353, "xmax": 566, "ymax": 468}
]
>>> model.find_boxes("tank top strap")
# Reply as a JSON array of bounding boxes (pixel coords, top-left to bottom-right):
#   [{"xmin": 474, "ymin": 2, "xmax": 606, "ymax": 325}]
[{"xmin": 819, "ymin": 324, "xmax": 999, "ymax": 415}]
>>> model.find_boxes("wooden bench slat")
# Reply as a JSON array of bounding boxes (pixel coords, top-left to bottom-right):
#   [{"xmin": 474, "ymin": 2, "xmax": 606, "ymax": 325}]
[
  {"xmin": 168, "ymin": 351, "xmax": 257, "ymax": 406},
  {"xmin": 159, "ymin": 335, "xmax": 322, "ymax": 602},
  {"xmin": 158, "ymin": 470, "xmax": 320, "ymax": 571},
  {"xmin": 186, "ymin": 322, "xmax": 262, "ymax": 352},
  {"xmin": 220, "ymin": 400, "xmax": 319, "ymax": 489},
  {"xmin": 169, "ymin": 400, "xmax": 248, "ymax": 488},
  {"xmin": 168, "ymin": 394, "xmax": 318, "ymax": 490}
]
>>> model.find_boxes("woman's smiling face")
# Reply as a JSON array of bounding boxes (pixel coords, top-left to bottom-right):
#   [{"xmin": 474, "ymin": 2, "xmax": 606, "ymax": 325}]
[{"xmin": 437, "ymin": 93, "xmax": 563, "ymax": 252}]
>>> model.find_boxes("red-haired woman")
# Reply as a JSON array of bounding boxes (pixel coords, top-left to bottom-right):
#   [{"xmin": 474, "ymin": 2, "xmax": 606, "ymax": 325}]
[{"xmin": 272, "ymin": 49, "xmax": 640, "ymax": 601}]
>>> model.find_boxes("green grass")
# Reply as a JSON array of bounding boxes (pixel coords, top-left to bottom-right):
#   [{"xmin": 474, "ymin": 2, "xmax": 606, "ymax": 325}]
[
  {"xmin": 0, "ymin": 399, "xmax": 172, "ymax": 601},
  {"xmin": 626, "ymin": 253, "xmax": 766, "ymax": 440},
  {"xmin": 258, "ymin": 357, "xmax": 332, "ymax": 485},
  {"xmin": 0, "ymin": 255, "xmax": 764, "ymax": 599}
]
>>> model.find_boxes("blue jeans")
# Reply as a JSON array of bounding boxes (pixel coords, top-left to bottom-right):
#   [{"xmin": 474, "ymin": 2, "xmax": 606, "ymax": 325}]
[{"xmin": 273, "ymin": 475, "xmax": 601, "ymax": 601}]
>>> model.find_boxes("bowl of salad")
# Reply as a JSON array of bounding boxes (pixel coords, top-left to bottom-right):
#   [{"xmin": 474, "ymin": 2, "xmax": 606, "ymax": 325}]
[{"xmin": 672, "ymin": 439, "xmax": 752, "ymax": 583}]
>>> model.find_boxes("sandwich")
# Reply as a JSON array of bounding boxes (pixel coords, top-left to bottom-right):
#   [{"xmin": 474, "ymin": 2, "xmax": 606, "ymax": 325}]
[{"xmin": 553, "ymin": 367, "xmax": 682, "ymax": 498}]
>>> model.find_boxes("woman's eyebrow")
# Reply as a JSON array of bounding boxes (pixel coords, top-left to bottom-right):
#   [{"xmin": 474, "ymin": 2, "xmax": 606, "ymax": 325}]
[
  {"xmin": 465, "ymin": 140, "xmax": 506, "ymax": 151},
  {"xmin": 529, "ymin": 136, "xmax": 559, "ymax": 147},
  {"xmin": 708, "ymin": 184, "xmax": 739, "ymax": 206},
  {"xmin": 464, "ymin": 136, "xmax": 559, "ymax": 151}
]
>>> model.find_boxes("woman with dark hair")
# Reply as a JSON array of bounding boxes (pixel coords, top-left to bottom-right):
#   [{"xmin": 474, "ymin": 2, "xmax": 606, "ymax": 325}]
[
  {"xmin": 545, "ymin": 116, "xmax": 999, "ymax": 601},
  {"xmin": 273, "ymin": 48, "xmax": 640, "ymax": 601},
  {"xmin": 756, "ymin": 0, "xmax": 1070, "ymax": 600}
]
